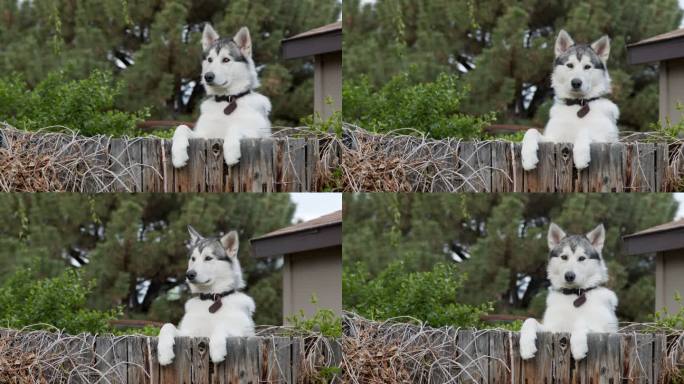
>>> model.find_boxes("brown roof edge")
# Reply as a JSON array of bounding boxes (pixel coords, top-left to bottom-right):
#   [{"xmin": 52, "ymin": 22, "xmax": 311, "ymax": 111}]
[
  {"xmin": 623, "ymin": 220, "xmax": 684, "ymax": 255},
  {"xmin": 281, "ymin": 22, "xmax": 342, "ymax": 59},
  {"xmin": 252, "ymin": 210, "xmax": 342, "ymax": 241},
  {"xmin": 627, "ymin": 28, "xmax": 684, "ymax": 64}
]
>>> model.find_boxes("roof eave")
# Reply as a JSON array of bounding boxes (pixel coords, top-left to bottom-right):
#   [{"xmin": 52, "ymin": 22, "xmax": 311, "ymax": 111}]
[{"xmin": 627, "ymin": 37, "xmax": 684, "ymax": 64}]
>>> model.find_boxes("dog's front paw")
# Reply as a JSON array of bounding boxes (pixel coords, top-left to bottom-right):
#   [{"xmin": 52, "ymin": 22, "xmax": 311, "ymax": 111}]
[
  {"xmin": 157, "ymin": 344, "xmax": 175, "ymax": 366},
  {"xmin": 209, "ymin": 341, "xmax": 228, "ymax": 363},
  {"xmin": 573, "ymin": 148, "xmax": 591, "ymax": 170},
  {"xmin": 223, "ymin": 149, "xmax": 241, "ymax": 166},
  {"xmin": 172, "ymin": 143, "xmax": 190, "ymax": 168},
  {"xmin": 519, "ymin": 334, "xmax": 538, "ymax": 360},
  {"xmin": 571, "ymin": 342, "xmax": 588, "ymax": 360},
  {"xmin": 521, "ymin": 141, "xmax": 540, "ymax": 171}
]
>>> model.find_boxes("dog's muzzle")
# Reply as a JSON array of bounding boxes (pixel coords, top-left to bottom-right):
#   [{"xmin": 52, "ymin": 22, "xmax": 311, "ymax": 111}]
[
  {"xmin": 564, "ymin": 271, "xmax": 576, "ymax": 283},
  {"xmin": 204, "ymin": 72, "xmax": 215, "ymax": 84}
]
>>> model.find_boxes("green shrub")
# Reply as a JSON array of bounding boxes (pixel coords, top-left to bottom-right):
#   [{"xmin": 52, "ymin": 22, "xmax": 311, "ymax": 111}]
[
  {"xmin": 0, "ymin": 266, "xmax": 121, "ymax": 334},
  {"xmin": 343, "ymin": 70, "xmax": 495, "ymax": 140},
  {"xmin": 0, "ymin": 70, "xmax": 148, "ymax": 136},
  {"xmin": 343, "ymin": 261, "xmax": 492, "ymax": 328},
  {"xmin": 653, "ymin": 291, "xmax": 684, "ymax": 330}
]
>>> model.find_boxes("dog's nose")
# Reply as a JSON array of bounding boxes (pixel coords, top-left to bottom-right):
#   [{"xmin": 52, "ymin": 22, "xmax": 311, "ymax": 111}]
[
  {"xmin": 564, "ymin": 271, "xmax": 576, "ymax": 283},
  {"xmin": 571, "ymin": 78, "xmax": 582, "ymax": 90},
  {"xmin": 186, "ymin": 270, "xmax": 197, "ymax": 281},
  {"xmin": 204, "ymin": 72, "xmax": 215, "ymax": 83}
]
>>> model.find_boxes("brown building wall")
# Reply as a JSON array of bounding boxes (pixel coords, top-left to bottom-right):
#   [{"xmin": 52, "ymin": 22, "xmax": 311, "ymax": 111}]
[
  {"xmin": 655, "ymin": 250, "xmax": 684, "ymax": 313},
  {"xmin": 314, "ymin": 52, "xmax": 342, "ymax": 120},
  {"xmin": 282, "ymin": 246, "xmax": 342, "ymax": 324},
  {"xmin": 659, "ymin": 58, "xmax": 684, "ymax": 126}
]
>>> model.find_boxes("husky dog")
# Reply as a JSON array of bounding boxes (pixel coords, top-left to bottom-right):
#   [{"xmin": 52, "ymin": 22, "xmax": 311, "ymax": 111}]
[
  {"xmin": 521, "ymin": 30, "xmax": 619, "ymax": 171},
  {"xmin": 519, "ymin": 223, "xmax": 618, "ymax": 361},
  {"xmin": 171, "ymin": 24, "xmax": 271, "ymax": 168},
  {"xmin": 157, "ymin": 226, "xmax": 255, "ymax": 365}
]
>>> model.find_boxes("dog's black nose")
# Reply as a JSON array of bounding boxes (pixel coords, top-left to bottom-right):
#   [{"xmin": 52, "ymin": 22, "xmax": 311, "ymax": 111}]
[
  {"xmin": 186, "ymin": 270, "xmax": 197, "ymax": 281},
  {"xmin": 204, "ymin": 72, "xmax": 215, "ymax": 83},
  {"xmin": 571, "ymin": 78, "xmax": 582, "ymax": 89},
  {"xmin": 564, "ymin": 271, "xmax": 576, "ymax": 282}
]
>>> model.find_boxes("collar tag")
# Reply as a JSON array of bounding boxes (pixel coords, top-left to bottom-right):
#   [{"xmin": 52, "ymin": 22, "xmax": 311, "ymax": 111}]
[
  {"xmin": 208, "ymin": 298, "xmax": 222, "ymax": 313},
  {"xmin": 577, "ymin": 104, "xmax": 590, "ymax": 118},
  {"xmin": 573, "ymin": 294, "xmax": 588, "ymax": 307}
]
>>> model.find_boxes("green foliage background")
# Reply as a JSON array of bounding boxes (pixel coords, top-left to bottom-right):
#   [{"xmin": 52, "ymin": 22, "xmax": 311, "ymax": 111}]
[
  {"xmin": 0, "ymin": 0, "xmax": 340, "ymax": 131},
  {"xmin": 0, "ymin": 194, "xmax": 295, "ymax": 327},
  {"xmin": 343, "ymin": 0, "xmax": 683, "ymax": 131},
  {"xmin": 342, "ymin": 193, "xmax": 679, "ymax": 323}
]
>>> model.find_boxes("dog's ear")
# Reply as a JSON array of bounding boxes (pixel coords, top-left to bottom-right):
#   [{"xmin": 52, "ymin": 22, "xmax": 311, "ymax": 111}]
[
  {"xmin": 202, "ymin": 23, "xmax": 220, "ymax": 51},
  {"xmin": 221, "ymin": 230, "xmax": 239, "ymax": 259},
  {"xmin": 233, "ymin": 27, "xmax": 252, "ymax": 58},
  {"xmin": 548, "ymin": 222, "xmax": 566, "ymax": 250},
  {"xmin": 188, "ymin": 225, "xmax": 203, "ymax": 244},
  {"xmin": 555, "ymin": 29, "xmax": 574, "ymax": 57},
  {"xmin": 586, "ymin": 223, "xmax": 606, "ymax": 252},
  {"xmin": 591, "ymin": 35, "xmax": 610, "ymax": 63}
]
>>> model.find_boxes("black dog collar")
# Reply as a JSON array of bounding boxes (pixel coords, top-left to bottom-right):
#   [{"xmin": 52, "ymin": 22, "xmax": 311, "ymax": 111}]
[
  {"xmin": 214, "ymin": 90, "xmax": 251, "ymax": 115},
  {"xmin": 198, "ymin": 289, "xmax": 238, "ymax": 313},
  {"xmin": 558, "ymin": 286, "xmax": 597, "ymax": 308},
  {"xmin": 563, "ymin": 97, "xmax": 601, "ymax": 118}
]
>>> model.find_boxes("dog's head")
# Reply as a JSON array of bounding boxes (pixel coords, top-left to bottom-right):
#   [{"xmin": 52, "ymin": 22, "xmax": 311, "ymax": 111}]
[
  {"xmin": 546, "ymin": 222, "xmax": 608, "ymax": 290},
  {"xmin": 185, "ymin": 225, "xmax": 245, "ymax": 294},
  {"xmin": 200, "ymin": 24, "xmax": 259, "ymax": 96},
  {"xmin": 551, "ymin": 29, "xmax": 612, "ymax": 99}
]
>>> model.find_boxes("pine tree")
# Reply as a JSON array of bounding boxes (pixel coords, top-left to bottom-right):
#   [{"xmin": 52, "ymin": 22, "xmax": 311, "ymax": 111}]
[{"xmin": 343, "ymin": 0, "xmax": 683, "ymax": 130}]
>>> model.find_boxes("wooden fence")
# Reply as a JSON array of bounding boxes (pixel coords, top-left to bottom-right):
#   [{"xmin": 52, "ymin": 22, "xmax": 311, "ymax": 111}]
[
  {"xmin": 344, "ymin": 128, "xmax": 684, "ymax": 192},
  {"xmin": 0, "ymin": 329, "xmax": 342, "ymax": 384},
  {"xmin": 109, "ymin": 137, "xmax": 341, "ymax": 192},
  {"xmin": 418, "ymin": 330, "xmax": 678, "ymax": 383}
]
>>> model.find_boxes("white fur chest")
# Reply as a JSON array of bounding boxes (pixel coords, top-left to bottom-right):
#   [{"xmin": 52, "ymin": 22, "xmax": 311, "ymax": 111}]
[
  {"xmin": 544, "ymin": 99, "xmax": 619, "ymax": 143},
  {"xmin": 542, "ymin": 288, "xmax": 618, "ymax": 333},
  {"xmin": 177, "ymin": 294, "xmax": 256, "ymax": 338},
  {"xmin": 193, "ymin": 93, "xmax": 272, "ymax": 139}
]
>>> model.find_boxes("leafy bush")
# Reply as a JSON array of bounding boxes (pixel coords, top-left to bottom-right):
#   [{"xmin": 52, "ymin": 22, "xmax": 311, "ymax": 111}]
[
  {"xmin": 343, "ymin": 261, "xmax": 492, "ymax": 328},
  {"xmin": 0, "ymin": 266, "xmax": 121, "ymax": 334},
  {"xmin": 343, "ymin": 70, "xmax": 495, "ymax": 139},
  {"xmin": 653, "ymin": 292, "xmax": 684, "ymax": 330},
  {"xmin": 0, "ymin": 70, "xmax": 148, "ymax": 136}
]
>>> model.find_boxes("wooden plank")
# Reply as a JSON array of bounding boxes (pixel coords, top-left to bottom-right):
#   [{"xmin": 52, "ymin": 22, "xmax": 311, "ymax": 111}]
[
  {"xmin": 587, "ymin": 143, "xmax": 625, "ymax": 192},
  {"xmin": 258, "ymin": 138, "xmax": 276, "ymax": 192},
  {"xmin": 628, "ymin": 143, "xmax": 656, "ymax": 192},
  {"xmin": 95, "ymin": 335, "xmax": 127, "ymax": 384},
  {"xmin": 521, "ymin": 331, "xmax": 553, "ymax": 384},
  {"xmin": 510, "ymin": 331, "xmax": 523, "ymax": 384},
  {"xmin": 524, "ymin": 142, "xmax": 555, "ymax": 192},
  {"xmin": 281, "ymin": 138, "xmax": 306, "ymax": 192},
  {"xmin": 290, "ymin": 337, "xmax": 305, "ymax": 384},
  {"xmin": 511, "ymin": 143, "xmax": 524, "ymax": 192},
  {"xmin": 110, "ymin": 138, "xmax": 142, "ymax": 192},
  {"xmin": 488, "ymin": 330, "xmax": 509, "ymax": 384},
  {"xmin": 623, "ymin": 332, "xmax": 652, "ymax": 384},
  {"xmin": 82, "ymin": 136, "xmax": 109, "ymax": 192},
  {"xmin": 603, "ymin": 333, "xmax": 622, "ymax": 384},
  {"xmin": 458, "ymin": 142, "xmax": 491, "ymax": 192},
  {"xmin": 147, "ymin": 337, "xmax": 161, "ymax": 384},
  {"xmin": 239, "ymin": 139, "xmax": 259, "ymax": 192},
  {"xmin": 586, "ymin": 333, "xmax": 607, "ymax": 382},
  {"xmin": 431, "ymin": 140, "xmax": 460, "ymax": 192},
  {"xmin": 192, "ymin": 337, "xmax": 210, "ymax": 384},
  {"xmin": 242, "ymin": 337, "xmax": 261, "ymax": 384},
  {"xmin": 189, "ymin": 139, "xmax": 207, "ymax": 192},
  {"xmin": 141, "ymin": 138, "xmax": 163, "ymax": 192},
  {"xmin": 127, "ymin": 336, "xmax": 148, "ymax": 384},
  {"xmin": 305, "ymin": 138, "xmax": 319, "ymax": 191},
  {"xmin": 275, "ymin": 337, "xmax": 292, "ymax": 384},
  {"xmin": 491, "ymin": 141, "xmax": 513, "ymax": 192},
  {"xmin": 456, "ymin": 329, "xmax": 487, "ymax": 383},
  {"xmin": 652, "ymin": 333, "xmax": 666, "ymax": 383},
  {"xmin": 555, "ymin": 143, "xmax": 574, "ymax": 193},
  {"xmin": 205, "ymin": 139, "xmax": 224, "ymax": 192},
  {"xmin": 552, "ymin": 332, "xmax": 571, "ymax": 383},
  {"xmin": 161, "ymin": 139, "xmax": 175, "ymax": 193},
  {"xmin": 655, "ymin": 143, "xmax": 668, "ymax": 192}
]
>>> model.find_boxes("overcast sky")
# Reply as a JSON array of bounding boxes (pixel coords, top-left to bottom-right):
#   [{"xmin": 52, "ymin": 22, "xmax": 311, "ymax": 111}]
[{"xmin": 291, "ymin": 193, "xmax": 342, "ymax": 222}]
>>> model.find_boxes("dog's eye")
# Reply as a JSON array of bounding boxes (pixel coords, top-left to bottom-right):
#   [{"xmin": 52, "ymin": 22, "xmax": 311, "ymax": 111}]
[
  {"xmin": 205, "ymin": 256, "xmax": 213, "ymax": 261},
  {"xmin": 578, "ymin": 256, "xmax": 586, "ymax": 261},
  {"xmin": 208, "ymin": 58, "xmax": 213, "ymax": 63},
  {"xmin": 222, "ymin": 57, "xmax": 230, "ymax": 63},
  {"xmin": 584, "ymin": 65, "xmax": 591, "ymax": 70},
  {"xmin": 566, "ymin": 63, "xmax": 574, "ymax": 69},
  {"xmin": 561, "ymin": 255, "xmax": 568, "ymax": 260},
  {"xmin": 191, "ymin": 257, "xmax": 196, "ymax": 262}
]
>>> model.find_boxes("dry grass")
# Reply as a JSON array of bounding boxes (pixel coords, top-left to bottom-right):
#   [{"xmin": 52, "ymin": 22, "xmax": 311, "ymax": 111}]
[
  {"xmin": 334, "ymin": 125, "xmax": 684, "ymax": 192},
  {"xmin": 340, "ymin": 312, "xmax": 684, "ymax": 384},
  {"xmin": 0, "ymin": 123, "xmax": 147, "ymax": 192}
]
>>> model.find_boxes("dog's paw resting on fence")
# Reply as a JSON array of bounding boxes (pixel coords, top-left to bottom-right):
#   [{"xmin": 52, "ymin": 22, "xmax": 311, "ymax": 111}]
[
  {"xmin": 521, "ymin": 29, "xmax": 619, "ymax": 171},
  {"xmin": 170, "ymin": 23, "xmax": 271, "ymax": 169},
  {"xmin": 156, "ymin": 225, "xmax": 256, "ymax": 365},
  {"xmin": 519, "ymin": 223, "xmax": 618, "ymax": 361}
]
